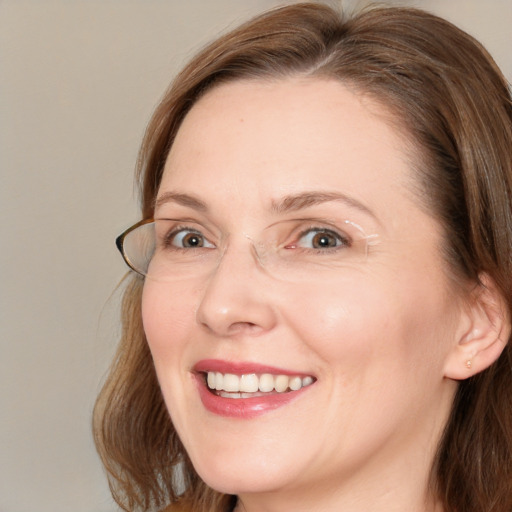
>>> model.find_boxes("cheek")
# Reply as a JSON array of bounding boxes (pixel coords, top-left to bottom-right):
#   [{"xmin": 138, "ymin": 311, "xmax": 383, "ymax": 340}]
[
  {"xmin": 141, "ymin": 281, "xmax": 200, "ymax": 433},
  {"xmin": 281, "ymin": 272, "xmax": 457, "ymax": 445},
  {"xmin": 280, "ymin": 270, "xmax": 454, "ymax": 378},
  {"xmin": 141, "ymin": 281, "xmax": 196, "ymax": 361},
  {"xmin": 280, "ymin": 277, "xmax": 389, "ymax": 360}
]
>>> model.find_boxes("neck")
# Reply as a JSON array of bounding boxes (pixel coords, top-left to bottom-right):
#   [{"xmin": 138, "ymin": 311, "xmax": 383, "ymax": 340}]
[{"xmin": 234, "ymin": 488, "xmax": 444, "ymax": 512}]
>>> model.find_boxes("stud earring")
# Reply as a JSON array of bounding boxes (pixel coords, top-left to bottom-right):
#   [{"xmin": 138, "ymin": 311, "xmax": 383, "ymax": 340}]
[{"xmin": 465, "ymin": 359, "xmax": 473, "ymax": 369}]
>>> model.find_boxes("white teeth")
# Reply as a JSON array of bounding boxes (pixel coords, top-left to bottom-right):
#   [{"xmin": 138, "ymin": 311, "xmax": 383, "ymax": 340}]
[
  {"xmin": 215, "ymin": 372, "xmax": 223, "ymax": 391},
  {"xmin": 275, "ymin": 375, "xmax": 288, "ymax": 393},
  {"xmin": 223, "ymin": 373, "xmax": 240, "ymax": 392},
  {"xmin": 302, "ymin": 376, "xmax": 314, "ymax": 387},
  {"xmin": 289, "ymin": 376, "xmax": 302, "ymax": 391},
  {"xmin": 240, "ymin": 374, "xmax": 259, "ymax": 392},
  {"xmin": 259, "ymin": 373, "xmax": 274, "ymax": 392},
  {"xmin": 205, "ymin": 371, "xmax": 314, "ymax": 394}
]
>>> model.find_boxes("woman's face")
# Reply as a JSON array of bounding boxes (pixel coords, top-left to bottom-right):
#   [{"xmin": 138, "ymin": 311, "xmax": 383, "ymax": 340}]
[{"xmin": 142, "ymin": 79, "xmax": 463, "ymax": 502}]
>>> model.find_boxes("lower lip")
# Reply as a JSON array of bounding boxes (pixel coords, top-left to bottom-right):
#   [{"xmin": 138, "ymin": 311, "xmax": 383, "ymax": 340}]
[{"xmin": 195, "ymin": 374, "xmax": 311, "ymax": 419}]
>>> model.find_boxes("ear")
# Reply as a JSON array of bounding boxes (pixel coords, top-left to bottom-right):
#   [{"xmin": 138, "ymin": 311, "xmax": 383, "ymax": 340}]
[{"xmin": 444, "ymin": 273, "xmax": 510, "ymax": 380}]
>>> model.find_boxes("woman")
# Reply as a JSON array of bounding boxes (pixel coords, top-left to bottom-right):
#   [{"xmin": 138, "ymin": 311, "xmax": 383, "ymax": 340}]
[{"xmin": 94, "ymin": 3, "xmax": 512, "ymax": 511}]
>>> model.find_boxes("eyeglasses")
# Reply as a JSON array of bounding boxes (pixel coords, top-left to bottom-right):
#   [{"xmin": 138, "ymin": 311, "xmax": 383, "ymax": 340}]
[{"xmin": 116, "ymin": 218, "xmax": 378, "ymax": 282}]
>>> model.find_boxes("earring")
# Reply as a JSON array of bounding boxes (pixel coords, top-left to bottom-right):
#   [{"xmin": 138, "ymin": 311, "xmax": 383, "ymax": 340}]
[{"xmin": 465, "ymin": 359, "xmax": 473, "ymax": 369}]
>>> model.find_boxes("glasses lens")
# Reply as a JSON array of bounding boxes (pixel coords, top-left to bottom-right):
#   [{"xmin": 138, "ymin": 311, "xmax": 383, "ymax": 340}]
[
  {"xmin": 118, "ymin": 219, "xmax": 378, "ymax": 282},
  {"xmin": 122, "ymin": 221, "xmax": 156, "ymax": 276}
]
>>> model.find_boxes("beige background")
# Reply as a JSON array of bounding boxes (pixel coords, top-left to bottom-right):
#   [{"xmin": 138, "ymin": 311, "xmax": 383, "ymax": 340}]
[{"xmin": 1, "ymin": 1, "xmax": 510, "ymax": 511}]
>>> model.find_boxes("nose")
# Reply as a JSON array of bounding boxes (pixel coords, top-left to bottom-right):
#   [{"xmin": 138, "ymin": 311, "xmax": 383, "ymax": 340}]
[{"xmin": 195, "ymin": 240, "xmax": 278, "ymax": 337}]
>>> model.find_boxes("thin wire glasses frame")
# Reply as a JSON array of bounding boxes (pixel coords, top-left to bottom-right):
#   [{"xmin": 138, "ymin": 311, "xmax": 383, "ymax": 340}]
[
  {"xmin": 116, "ymin": 218, "xmax": 154, "ymax": 277},
  {"xmin": 116, "ymin": 216, "xmax": 377, "ymax": 284}
]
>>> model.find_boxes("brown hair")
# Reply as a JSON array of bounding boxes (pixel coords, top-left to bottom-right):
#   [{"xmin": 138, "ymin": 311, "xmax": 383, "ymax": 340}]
[{"xmin": 93, "ymin": 3, "xmax": 512, "ymax": 511}]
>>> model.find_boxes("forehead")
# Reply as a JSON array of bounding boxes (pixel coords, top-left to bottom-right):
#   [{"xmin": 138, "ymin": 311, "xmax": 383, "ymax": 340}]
[{"xmin": 160, "ymin": 78, "xmax": 417, "ymax": 220}]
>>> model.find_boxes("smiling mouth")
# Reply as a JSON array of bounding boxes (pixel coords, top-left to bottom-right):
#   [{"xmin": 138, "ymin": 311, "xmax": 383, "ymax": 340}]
[{"xmin": 205, "ymin": 371, "xmax": 315, "ymax": 398}]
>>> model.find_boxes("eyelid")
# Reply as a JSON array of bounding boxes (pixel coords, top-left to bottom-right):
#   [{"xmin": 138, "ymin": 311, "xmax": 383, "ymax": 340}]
[
  {"xmin": 304, "ymin": 226, "xmax": 349, "ymax": 241},
  {"xmin": 171, "ymin": 227, "xmax": 213, "ymax": 246},
  {"xmin": 154, "ymin": 218, "xmax": 375, "ymax": 249},
  {"xmin": 286, "ymin": 225, "xmax": 351, "ymax": 250},
  {"xmin": 285, "ymin": 218, "xmax": 355, "ymax": 236},
  {"xmin": 269, "ymin": 215, "xmax": 365, "ymax": 232},
  {"xmin": 156, "ymin": 222, "xmax": 216, "ymax": 249},
  {"xmin": 155, "ymin": 217, "xmax": 217, "ymax": 236}
]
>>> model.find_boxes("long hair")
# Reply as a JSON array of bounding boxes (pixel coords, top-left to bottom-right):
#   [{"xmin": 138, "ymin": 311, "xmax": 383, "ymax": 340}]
[{"xmin": 93, "ymin": 3, "xmax": 512, "ymax": 511}]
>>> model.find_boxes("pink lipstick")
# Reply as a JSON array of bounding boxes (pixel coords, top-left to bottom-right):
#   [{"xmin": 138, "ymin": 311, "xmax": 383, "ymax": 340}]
[{"xmin": 193, "ymin": 359, "xmax": 315, "ymax": 419}]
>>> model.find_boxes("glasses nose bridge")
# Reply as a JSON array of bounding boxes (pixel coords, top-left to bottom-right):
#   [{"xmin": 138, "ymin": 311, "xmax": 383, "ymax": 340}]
[{"xmin": 215, "ymin": 232, "xmax": 272, "ymax": 275}]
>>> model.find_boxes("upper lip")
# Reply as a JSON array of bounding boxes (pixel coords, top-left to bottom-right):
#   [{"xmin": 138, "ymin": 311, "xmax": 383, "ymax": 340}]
[{"xmin": 193, "ymin": 358, "xmax": 314, "ymax": 377}]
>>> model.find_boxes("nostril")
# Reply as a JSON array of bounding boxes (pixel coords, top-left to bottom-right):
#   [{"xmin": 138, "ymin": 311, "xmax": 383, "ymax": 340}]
[{"xmin": 227, "ymin": 322, "xmax": 261, "ymax": 335}]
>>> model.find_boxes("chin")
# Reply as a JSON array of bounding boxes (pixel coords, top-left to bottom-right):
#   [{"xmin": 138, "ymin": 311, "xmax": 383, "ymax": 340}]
[
  {"xmin": 199, "ymin": 471, "xmax": 282, "ymax": 496},
  {"xmin": 188, "ymin": 449, "xmax": 298, "ymax": 496}
]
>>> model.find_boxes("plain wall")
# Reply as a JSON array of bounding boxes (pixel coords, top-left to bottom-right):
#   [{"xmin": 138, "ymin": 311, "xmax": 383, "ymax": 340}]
[{"xmin": 1, "ymin": 1, "xmax": 510, "ymax": 511}]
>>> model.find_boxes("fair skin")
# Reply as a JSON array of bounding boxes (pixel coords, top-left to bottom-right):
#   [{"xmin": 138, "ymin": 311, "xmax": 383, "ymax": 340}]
[{"xmin": 142, "ymin": 78, "xmax": 498, "ymax": 512}]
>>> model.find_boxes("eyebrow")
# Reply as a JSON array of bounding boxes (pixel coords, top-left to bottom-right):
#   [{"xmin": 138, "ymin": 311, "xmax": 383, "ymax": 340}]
[
  {"xmin": 271, "ymin": 191, "xmax": 377, "ymax": 219},
  {"xmin": 154, "ymin": 190, "xmax": 376, "ymax": 220},
  {"xmin": 154, "ymin": 192, "xmax": 208, "ymax": 212}
]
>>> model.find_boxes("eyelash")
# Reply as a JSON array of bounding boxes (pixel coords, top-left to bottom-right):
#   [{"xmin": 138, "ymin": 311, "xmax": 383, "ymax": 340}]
[
  {"xmin": 286, "ymin": 227, "xmax": 351, "ymax": 252},
  {"xmin": 161, "ymin": 225, "xmax": 351, "ymax": 253},
  {"xmin": 162, "ymin": 226, "xmax": 214, "ymax": 249}
]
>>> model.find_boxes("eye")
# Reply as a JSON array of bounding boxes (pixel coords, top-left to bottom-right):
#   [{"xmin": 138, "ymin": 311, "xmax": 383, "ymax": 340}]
[
  {"xmin": 294, "ymin": 228, "xmax": 350, "ymax": 250},
  {"xmin": 167, "ymin": 229, "xmax": 214, "ymax": 249}
]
